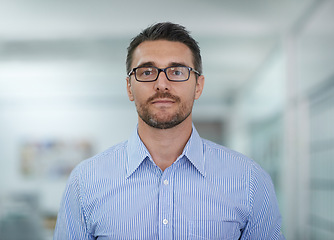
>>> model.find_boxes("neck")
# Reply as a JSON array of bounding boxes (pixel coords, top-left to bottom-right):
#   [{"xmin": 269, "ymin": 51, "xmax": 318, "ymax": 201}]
[{"xmin": 137, "ymin": 116, "xmax": 193, "ymax": 171}]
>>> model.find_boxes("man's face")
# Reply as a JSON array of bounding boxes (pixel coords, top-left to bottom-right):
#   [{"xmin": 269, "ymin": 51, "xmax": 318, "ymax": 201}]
[{"xmin": 126, "ymin": 40, "xmax": 204, "ymax": 129}]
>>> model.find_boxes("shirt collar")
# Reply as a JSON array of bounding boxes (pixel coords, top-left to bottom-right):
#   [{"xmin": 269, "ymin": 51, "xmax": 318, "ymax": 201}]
[
  {"xmin": 182, "ymin": 124, "xmax": 206, "ymax": 177},
  {"xmin": 126, "ymin": 124, "xmax": 205, "ymax": 178},
  {"xmin": 126, "ymin": 127, "xmax": 151, "ymax": 178}
]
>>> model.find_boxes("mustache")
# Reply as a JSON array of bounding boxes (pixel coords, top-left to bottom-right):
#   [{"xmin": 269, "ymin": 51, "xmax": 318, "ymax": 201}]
[{"xmin": 146, "ymin": 92, "xmax": 180, "ymax": 103}]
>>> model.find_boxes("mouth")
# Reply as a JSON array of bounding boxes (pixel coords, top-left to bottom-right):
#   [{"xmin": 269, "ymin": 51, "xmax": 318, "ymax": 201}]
[
  {"xmin": 151, "ymin": 98, "xmax": 175, "ymax": 103},
  {"xmin": 151, "ymin": 98, "xmax": 176, "ymax": 105}
]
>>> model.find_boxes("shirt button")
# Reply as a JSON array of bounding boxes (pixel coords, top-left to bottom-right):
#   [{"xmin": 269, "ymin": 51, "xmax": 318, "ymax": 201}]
[
  {"xmin": 163, "ymin": 179, "xmax": 169, "ymax": 185},
  {"xmin": 163, "ymin": 219, "xmax": 168, "ymax": 225}
]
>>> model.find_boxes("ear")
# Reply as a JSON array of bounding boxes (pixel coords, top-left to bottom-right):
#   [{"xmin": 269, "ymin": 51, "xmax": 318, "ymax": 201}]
[
  {"xmin": 126, "ymin": 77, "xmax": 134, "ymax": 101},
  {"xmin": 194, "ymin": 75, "xmax": 205, "ymax": 100}
]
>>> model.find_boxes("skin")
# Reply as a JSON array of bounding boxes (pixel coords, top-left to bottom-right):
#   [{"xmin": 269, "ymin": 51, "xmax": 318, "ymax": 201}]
[{"xmin": 126, "ymin": 40, "xmax": 205, "ymax": 171}]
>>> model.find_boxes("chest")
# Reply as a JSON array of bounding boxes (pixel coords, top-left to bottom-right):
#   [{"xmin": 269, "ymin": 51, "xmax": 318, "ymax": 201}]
[{"xmin": 83, "ymin": 168, "xmax": 247, "ymax": 239}]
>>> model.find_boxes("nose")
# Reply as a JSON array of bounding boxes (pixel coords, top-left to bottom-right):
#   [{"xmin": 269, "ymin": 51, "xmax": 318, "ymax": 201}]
[{"xmin": 154, "ymin": 70, "xmax": 170, "ymax": 91}]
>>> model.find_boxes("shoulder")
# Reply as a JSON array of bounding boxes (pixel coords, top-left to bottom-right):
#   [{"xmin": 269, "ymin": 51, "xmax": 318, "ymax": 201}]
[
  {"xmin": 70, "ymin": 140, "xmax": 129, "ymax": 182},
  {"xmin": 202, "ymin": 138, "xmax": 272, "ymax": 184},
  {"xmin": 201, "ymin": 138, "xmax": 277, "ymax": 206},
  {"xmin": 202, "ymin": 138, "xmax": 256, "ymax": 169}
]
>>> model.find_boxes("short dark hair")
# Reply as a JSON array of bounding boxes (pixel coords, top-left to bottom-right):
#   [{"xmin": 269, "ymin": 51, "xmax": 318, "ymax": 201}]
[{"xmin": 126, "ymin": 22, "xmax": 202, "ymax": 75}]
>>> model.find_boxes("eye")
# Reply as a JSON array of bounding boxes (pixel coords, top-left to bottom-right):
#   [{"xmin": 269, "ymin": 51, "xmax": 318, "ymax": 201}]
[
  {"xmin": 138, "ymin": 67, "xmax": 154, "ymax": 77},
  {"xmin": 143, "ymin": 70, "xmax": 153, "ymax": 76},
  {"xmin": 173, "ymin": 70, "xmax": 183, "ymax": 76},
  {"xmin": 170, "ymin": 67, "xmax": 186, "ymax": 76}
]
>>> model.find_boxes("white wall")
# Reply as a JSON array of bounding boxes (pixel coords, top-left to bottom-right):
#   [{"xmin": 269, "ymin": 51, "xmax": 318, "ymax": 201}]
[{"xmin": 0, "ymin": 57, "xmax": 138, "ymax": 215}]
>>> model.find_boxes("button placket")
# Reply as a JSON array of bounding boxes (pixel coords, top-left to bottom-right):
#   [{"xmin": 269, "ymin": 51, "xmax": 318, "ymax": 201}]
[{"xmin": 158, "ymin": 168, "xmax": 174, "ymax": 239}]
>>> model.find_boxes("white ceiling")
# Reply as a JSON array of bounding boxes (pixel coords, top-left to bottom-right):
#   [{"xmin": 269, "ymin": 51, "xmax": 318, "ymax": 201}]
[
  {"xmin": 0, "ymin": 0, "xmax": 316, "ymax": 39},
  {"xmin": 0, "ymin": 0, "xmax": 321, "ymax": 109}
]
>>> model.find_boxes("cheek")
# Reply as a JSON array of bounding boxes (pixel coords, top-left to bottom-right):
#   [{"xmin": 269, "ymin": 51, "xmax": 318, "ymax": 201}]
[
  {"xmin": 183, "ymin": 85, "xmax": 197, "ymax": 100},
  {"xmin": 131, "ymin": 87, "xmax": 149, "ymax": 104}
]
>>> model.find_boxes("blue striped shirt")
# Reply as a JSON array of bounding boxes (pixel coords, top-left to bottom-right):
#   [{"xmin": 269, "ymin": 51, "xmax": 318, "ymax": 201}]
[{"xmin": 54, "ymin": 126, "xmax": 285, "ymax": 239}]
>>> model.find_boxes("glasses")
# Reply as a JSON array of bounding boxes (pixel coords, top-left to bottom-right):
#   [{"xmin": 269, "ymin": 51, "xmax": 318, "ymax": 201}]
[{"xmin": 128, "ymin": 66, "xmax": 200, "ymax": 82}]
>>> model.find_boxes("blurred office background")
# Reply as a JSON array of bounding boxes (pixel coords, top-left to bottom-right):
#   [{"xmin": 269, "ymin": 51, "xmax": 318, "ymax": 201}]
[{"xmin": 0, "ymin": 0, "xmax": 333, "ymax": 239}]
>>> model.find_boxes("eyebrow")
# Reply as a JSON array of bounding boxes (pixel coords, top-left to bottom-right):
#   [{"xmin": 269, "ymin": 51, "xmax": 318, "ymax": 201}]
[
  {"xmin": 136, "ymin": 62, "xmax": 155, "ymax": 68},
  {"xmin": 136, "ymin": 61, "xmax": 189, "ymax": 68}
]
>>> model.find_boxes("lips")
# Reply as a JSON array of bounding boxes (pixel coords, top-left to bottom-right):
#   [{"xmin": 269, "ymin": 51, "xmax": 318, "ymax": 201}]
[{"xmin": 151, "ymin": 98, "xmax": 175, "ymax": 104}]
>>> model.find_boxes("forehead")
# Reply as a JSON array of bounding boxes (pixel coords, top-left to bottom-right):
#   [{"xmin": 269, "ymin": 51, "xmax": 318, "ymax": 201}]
[{"xmin": 131, "ymin": 40, "xmax": 194, "ymax": 68}]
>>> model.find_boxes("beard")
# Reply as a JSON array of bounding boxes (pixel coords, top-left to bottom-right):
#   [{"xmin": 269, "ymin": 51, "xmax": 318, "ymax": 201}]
[{"xmin": 136, "ymin": 92, "xmax": 193, "ymax": 129}]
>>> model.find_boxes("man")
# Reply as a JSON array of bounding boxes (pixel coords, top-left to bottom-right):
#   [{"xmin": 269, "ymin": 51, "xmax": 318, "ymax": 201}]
[{"xmin": 54, "ymin": 22, "xmax": 285, "ymax": 239}]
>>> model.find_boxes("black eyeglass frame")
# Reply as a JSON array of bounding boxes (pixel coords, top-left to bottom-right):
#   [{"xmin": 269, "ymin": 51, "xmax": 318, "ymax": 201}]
[{"xmin": 128, "ymin": 66, "xmax": 201, "ymax": 82}]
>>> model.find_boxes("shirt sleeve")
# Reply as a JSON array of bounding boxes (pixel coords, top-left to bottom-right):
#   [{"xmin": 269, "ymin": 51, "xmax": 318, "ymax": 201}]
[
  {"xmin": 241, "ymin": 164, "xmax": 286, "ymax": 240},
  {"xmin": 54, "ymin": 168, "xmax": 94, "ymax": 240}
]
